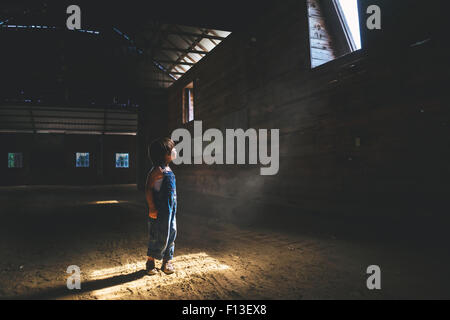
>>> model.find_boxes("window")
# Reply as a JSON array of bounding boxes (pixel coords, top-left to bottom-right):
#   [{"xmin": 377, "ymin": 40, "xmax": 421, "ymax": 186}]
[
  {"xmin": 307, "ymin": 0, "xmax": 362, "ymax": 68},
  {"xmin": 182, "ymin": 82, "xmax": 194, "ymax": 124},
  {"xmin": 335, "ymin": 0, "xmax": 361, "ymax": 51},
  {"xmin": 76, "ymin": 152, "xmax": 90, "ymax": 168},
  {"xmin": 8, "ymin": 153, "xmax": 23, "ymax": 168},
  {"xmin": 115, "ymin": 153, "xmax": 129, "ymax": 168}
]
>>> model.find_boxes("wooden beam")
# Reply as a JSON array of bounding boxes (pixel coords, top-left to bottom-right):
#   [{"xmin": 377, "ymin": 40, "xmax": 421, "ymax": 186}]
[
  {"xmin": 158, "ymin": 47, "xmax": 208, "ymax": 55},
  {"xmin": 0, "ymin": 106, "xmax": 138, "ymax": 114},
  {"xmin": 0, "ymin": 114, "xmax": 137, "ymax": 121},
  {"xmin": 0, "ymin": 121, "xmax": 137, "ymax": 128},
  {"xmin": 164, "ymin": 28, "xmax": 211, "ymax": 74},
  {"xmin": 160, "ymin": 30, "xmax": 226, "ymax": 41},
  {"xmin": 28, "ymin": 106, "xmax": 36, "ymax": 134},
  {"xmin": 173, "ymin": 25, "xmax": 209, "ymax": 52},
  {"xmin": 102, "ymin": 107, "xmax": 107, "ymax": 134},
  {"xmin": 154, "ymin": 69, "xmax": 185, "ymax": 75},
  {"xmin": 147, "ymin": 79, "xmax": 174, "ymax": 83},
  {"xmin": 154, "ymin": 49, "xmax": 188, "ymax": 73},
  {"xmin": 162, "ymin": 36, "xmax": 194, "ymax": 69},
  {"xmin": 156, "ymin": 60, "xmax": 195, "ymax": 66}
]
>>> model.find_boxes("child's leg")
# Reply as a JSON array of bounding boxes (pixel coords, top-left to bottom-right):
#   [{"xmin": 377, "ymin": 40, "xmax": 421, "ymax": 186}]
[
  {"xmin": 147, "ymin": 217, "xmax": 167, "ymax": 261},
  {"xmin": 163, "ymin": 213, "xmax": 177, "ymax": 261},
  {"xmin": 161, "ymin": 213, "xmax": 177, "ymax": 274}
]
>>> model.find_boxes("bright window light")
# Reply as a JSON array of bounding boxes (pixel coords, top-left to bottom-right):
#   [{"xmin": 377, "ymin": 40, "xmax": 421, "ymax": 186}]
[
  {"xmin": 115, "ymin": 153, "xmax": 129, "ymax": 168},
  {"xmin": 8, "ymin": 153, "xmax": 23, "ymax": 168},
  {"xmin": 183, "ymin": 82, "xmax": 195, "ymax": 124},
  {"xmin": 91, "ymin": 200, "xmax": 120, "ymax": 205},
  {"xmin": 76, "ymin": 152, "xmax": 90, "ymax": 168},
  {"xmin": 337, "ymin": 0, "xmax": 362, "ymax": 50}
]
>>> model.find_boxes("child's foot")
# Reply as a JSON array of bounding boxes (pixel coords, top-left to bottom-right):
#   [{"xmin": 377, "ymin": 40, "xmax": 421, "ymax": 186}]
[
  {"xmin": 161, "ymin": 260, "xmax": 175, "ymax": 275},
  {"xmin": 145, "ymin": 259, "xmax": 158, "ymax": 276}
]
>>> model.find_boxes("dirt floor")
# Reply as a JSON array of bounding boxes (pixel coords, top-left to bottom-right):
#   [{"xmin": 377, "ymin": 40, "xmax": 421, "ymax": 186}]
[{"xmin": 0, "ymin": 185, "xmax": 449, "ymax": 300}]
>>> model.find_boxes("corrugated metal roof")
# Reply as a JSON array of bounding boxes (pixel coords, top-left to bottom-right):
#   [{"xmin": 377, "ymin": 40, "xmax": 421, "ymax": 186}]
[{"xmin": 0, "ymin": 105, "xmax": 137, "ymax": 135}]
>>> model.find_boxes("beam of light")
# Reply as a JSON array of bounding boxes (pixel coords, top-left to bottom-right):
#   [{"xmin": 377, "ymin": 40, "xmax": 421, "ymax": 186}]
[{"xmin": 87, "ymin": 253, "xmax": 231, "ymax": 299}]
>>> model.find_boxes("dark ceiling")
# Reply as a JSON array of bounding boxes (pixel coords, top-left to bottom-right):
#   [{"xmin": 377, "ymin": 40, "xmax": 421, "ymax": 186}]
[
  {"xmin": 0, "ymin": 0, "xmax": 270, "ymax": 35},
  {"xmin": 0, "ymin": 0, "xmax": 273, "ymax": 104}
]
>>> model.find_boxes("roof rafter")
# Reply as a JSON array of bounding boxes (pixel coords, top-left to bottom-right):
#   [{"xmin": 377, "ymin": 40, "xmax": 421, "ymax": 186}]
[
  {"xmin": 164, "ymin": 28, "xmax": 211, "ymax": 75},
  {"xmin": 160, "ymin": 30, "xmax": 226, "ymax": 41}
]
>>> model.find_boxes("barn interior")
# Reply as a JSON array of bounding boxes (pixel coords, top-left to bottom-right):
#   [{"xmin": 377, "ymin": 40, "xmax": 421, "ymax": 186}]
[{"xmin": 1, "ymin": 0, "xmax": 449, "ymax": 300}]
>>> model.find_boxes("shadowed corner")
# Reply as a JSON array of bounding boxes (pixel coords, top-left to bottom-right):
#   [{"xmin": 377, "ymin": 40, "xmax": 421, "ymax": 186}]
[{"xmin": 2, "ymin": 270, "xmax": 148, "ymax": 300}]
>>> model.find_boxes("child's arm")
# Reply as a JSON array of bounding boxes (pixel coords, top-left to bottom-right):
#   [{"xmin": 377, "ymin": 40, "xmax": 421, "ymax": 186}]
[{"xmin": 145, "ymin": 167, "xmax": 163, "ymax": 219}]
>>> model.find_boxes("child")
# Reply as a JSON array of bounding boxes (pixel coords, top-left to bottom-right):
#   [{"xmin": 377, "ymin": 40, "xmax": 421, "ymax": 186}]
[{"xmin": 145, "ymin": 137, "xmax": 178, "ymax": 275}]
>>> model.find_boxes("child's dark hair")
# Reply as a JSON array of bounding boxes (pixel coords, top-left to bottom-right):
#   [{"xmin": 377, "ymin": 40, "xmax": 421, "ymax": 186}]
[{"xmin": 148, "ymin": 137, "xmax": 175, "ymax": 167}]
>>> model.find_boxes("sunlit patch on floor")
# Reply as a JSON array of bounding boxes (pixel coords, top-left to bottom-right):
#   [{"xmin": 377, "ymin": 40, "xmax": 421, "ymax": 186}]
[
  {"xmin": 88, "ymin": 200, "xmax": 121, "ymax": 205},
  {"xmin": 87, "ymin": 253, "xmax": 230, "ymax": 299}
]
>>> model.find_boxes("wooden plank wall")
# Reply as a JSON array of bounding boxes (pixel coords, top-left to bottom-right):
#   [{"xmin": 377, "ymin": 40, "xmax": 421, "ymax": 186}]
[
  {"xmin": 0, "ymin": 133, "xmax": 137, "ymax": 186},
  {"xmin": 161, "ymin": 0, "xmax": 449, "ymax": 229},
  {"xmin": 307, "ymin": 0, "xmax": 336, "ymax": 68}
]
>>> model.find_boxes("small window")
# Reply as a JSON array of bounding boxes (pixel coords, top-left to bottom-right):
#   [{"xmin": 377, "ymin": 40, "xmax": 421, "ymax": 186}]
[
  {"xmin": 8, "ymin": 153, "xmax": 23, "ymax": 168},
  {"xmin": 76, "ymin": 152, "xmax": 90, "ymax": 168},
  {"xmin": 182, "ymin": 82, "xmax": 194, "ymax": 124},
  {"xmin": 335, "ymin": 0, "xmax": 361, "ymax": 51},
  {"xmin": 115, "ymin": 153, "xmax": 129, "ymax": 168},
  {"xmin": 307, "ymin": 0, "xmax": 362, "ymax": 68}
]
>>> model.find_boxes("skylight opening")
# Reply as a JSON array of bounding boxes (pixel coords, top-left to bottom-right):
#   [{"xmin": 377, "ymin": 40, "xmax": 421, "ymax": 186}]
[{"xmin": 337, "ymin": 0, "xmax": 361, "ymax": 50}]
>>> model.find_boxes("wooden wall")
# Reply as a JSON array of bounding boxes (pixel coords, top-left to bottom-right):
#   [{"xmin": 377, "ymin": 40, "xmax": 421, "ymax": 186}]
[
  {"xmin": 307, "ymin": 0, "xmax": 336, "ymax": 68},
  {"xmin": 158, "ymin": 0, "xmax": 448, "ymax": 234},
  {"xmin": 0, "ymin": 133, "xmax": 136, "ymax": 186}
]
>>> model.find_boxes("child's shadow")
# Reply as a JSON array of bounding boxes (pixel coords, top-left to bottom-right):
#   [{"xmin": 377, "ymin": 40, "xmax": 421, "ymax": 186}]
[{"xmin": 8, "ymin": 269, "xmax": 150, "ymax": 300}]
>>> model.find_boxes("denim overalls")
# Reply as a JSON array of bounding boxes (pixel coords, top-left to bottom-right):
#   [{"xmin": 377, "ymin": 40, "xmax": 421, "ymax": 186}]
[{"xmin": 147, "ymin": 171, "xmax": 177, "ymax": 261}]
